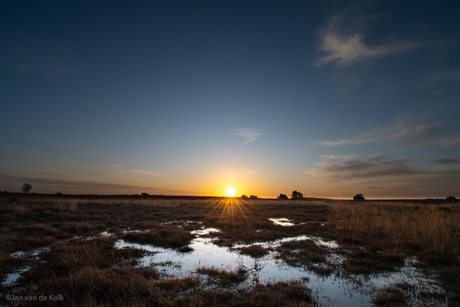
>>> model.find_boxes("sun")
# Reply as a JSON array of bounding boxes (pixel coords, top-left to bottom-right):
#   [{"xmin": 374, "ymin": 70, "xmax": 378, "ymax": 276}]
[{"xmin": 226, "ymin": 188, "xmax": 235, "ymax": 197}]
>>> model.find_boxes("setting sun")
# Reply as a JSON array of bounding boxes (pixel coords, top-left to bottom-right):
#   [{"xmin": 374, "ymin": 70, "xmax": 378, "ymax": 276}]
[{"xmin": 226, "ymin": 188, "xmax": 235, "ymax": 197}]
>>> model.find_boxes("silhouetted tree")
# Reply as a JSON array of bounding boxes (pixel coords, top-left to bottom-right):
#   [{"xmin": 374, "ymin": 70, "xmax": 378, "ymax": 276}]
[
  {"xmin": 56, "ymin": 192, "xmax": 62, "ymax": 195},
  {"xmin": 249, "ymin": 195, "xmax": 258, "ymax": 199},
  {"xmin": 446, "ymin": 196, "xmax": 456, "ymax": 201},
  {"xmin": 141, "ymin": 192, "xmax": 149, "ymax": 196},
  {"xmin": 353, "ymin": 193, "xmax": 365, "ymax": 201},
  {"xmin": 241, "ymin": 194, "xmax": 248, "ymax": 199},
  {"xmin": 291, "ymin": 190, "xmax": 303, "ymax": 199},
  {"xmin": 20, "ymin": 183, "xmax": 33, "ymax": 194},
  {"xmin": 278, "ymin": 194, "xmax": 288, "ymax": 200}
]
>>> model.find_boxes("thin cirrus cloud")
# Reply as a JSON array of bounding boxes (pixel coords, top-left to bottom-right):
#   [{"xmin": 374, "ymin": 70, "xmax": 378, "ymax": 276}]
[
  {"xmin": 106, "ymin": 164, "xmax": 163, "ymax": 177},
  {"xmin": 307, "ymin": 155, "xmax": 421, "ymax": 180},
  {"xmin": 320, "ymin": 154, "xmax": 361, "ymax": 160},
  {"xmin": 240, "ymin": 169, "xmax": 259, "ymax": 175},
  {"xmin": 438, "ymin": 137, "xmax": 460, "ymax": 148},
  {"xmin": 319, "ymin": 122, "xmax": 438, "ymax": 146},
  {"xmin": 432, "ymin": 158, "xmax": 460, "ymax": 164},
  {"xmin": 0, "ymin": 174, "xmax": 183, "ymax": 194},
  {"xmin": 315, "ymin": 15, "xmax": 417, "ymax": 67},
  {"xmin": 232, "ymin": 128, "xmax": 263, "ymax": 145}
]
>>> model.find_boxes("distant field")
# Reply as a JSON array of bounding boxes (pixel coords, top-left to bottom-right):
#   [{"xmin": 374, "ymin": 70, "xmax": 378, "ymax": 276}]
[{"xmin": 1, "ymin": 194, "xmax": 459, "ymax": 306}]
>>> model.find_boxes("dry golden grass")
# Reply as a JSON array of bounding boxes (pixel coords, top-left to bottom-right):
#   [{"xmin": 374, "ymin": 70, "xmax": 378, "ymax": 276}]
[
  {"xmin": 196, "ymin": 266, "xmax": 248, "ymax": 286},
  {"xmin": 1, "ymin": 193, "xmax": 459, "ymax": 305},
  {"xmin": 329, "ymin": 201, "xmax": 460, "ymax": 265}
]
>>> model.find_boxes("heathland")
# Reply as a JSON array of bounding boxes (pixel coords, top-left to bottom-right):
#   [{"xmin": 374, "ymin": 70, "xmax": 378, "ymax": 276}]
[{"xmin": 0, "ymin": 193, "xmax": 459, "ymax": 306}]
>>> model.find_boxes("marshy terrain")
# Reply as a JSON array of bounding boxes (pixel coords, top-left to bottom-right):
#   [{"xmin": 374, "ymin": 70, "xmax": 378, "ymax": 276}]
[{"xmin": 1, "ymin": 194, "xmax": 459, "ymax": 306}]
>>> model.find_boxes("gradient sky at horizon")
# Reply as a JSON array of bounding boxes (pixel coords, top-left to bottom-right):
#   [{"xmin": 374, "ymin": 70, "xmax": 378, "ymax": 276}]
[{"xmin": 1, "ymin": 0, "xmax": 459, "ymax": 198}]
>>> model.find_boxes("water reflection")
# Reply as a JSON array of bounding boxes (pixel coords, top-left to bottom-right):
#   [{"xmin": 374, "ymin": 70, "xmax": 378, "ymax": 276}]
[
  {"xmin": 3, "ymin": 227, "xmax": 449, "ymax": 307},
  {"xmin": 116, "ymin": 227, "xmax": 448, "ymax": 307},
  {"xmin": 269, "ymin": 218, "xmax": 295, "ymax": 226}
]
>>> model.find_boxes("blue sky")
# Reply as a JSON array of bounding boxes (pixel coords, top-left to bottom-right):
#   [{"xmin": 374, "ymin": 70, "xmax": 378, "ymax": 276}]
[{"xmin": 1, "ymin": 0, "xmax": 459, "ymax": 198}]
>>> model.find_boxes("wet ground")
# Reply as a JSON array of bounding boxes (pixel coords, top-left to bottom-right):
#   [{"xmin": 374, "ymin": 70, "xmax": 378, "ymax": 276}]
[
  {"xmin": 2, "ymin": 222, "xmax": 450, "ymax": 307},
  {"xmin": 1, "ymin": 196, "xmax": 459, "ymax": 306}
]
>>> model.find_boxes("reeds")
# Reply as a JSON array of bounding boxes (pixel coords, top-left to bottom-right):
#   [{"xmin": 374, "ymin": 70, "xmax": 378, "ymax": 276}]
[{"xmin": 329, "ymin": 202, "xmax": 460, "ymax": 265}]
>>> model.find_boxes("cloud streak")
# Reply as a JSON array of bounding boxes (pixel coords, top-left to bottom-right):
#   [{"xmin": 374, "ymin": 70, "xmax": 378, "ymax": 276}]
[
  {"xmin": 319, "ymin": 122, "xmax": 439, "ymax": 147},
  {"xmin": 321, "ymin": 154, "xmax": 361, "ymax": 160},
  {"xmin": 433, "ymin": 158, "xmax": 460, "ymax": 164},
  {"xmin": 316, "ymin": 15, "xmax": 416, "ymax": 67},
  {"xmin": 232, "ymin": 128, "xmax": 263, "ymax": 145},
  {"xmin": 438, "ymin": 137, "xmax": 460, "ymax": 148},
  {"xmin": 0, "ymin": 174, "xmax": 184, "ymax": 194},
  {"xmin": 106, "ymin": 164, "xmax": 163, "ymax": 177},
  {"xmin": 307, "ymin": 155, "xmax": 422, "ymax": 180}
]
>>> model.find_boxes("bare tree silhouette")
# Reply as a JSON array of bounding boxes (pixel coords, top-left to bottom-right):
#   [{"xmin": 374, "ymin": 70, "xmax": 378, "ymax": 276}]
[{"xmin": 21, "ymin": 183, "xmax": 33, "ymax": 194}]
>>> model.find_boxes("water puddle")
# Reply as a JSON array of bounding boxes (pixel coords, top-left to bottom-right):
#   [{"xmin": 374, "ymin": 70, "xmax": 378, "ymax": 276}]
[
  {"xmin": 115, "ymin": 227, "xmax": 447, "ymax": 306},
  {"xmin": 3, "ymin": 227, "xmax": 450, "ymax": 307},
  {"xmin": 2, "ymin": 245, "xmax": 51, "ymax": 287},
  {"xmin": 2, "ymin": 266, "xmax": 31, "ymax": 287},
  {"xmin": 233, "ymin": 234, "xmax": 339, "ymax": 250},
  {"xmin": 269, "ymin": 218, "xmax": 295, "ymax": 226},
  {"xmin": 190, "ymin": 227, "xmax": 220, "ymax": 236}
]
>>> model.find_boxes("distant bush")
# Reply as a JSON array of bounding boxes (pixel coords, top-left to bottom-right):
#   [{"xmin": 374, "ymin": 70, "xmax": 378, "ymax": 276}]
[
  {"xmin": 241, "ymin": 194, "xmax": 248, "ymax": 199},
  {"xmin": 141, "ymin": 192, "xmax": 149, "ymax": 196},
  {"xmin": 249, "ymin": 195, "xmax": 258, "ymax": 199},
  {"xmin": 56, "ymin": 192, "xmax": 62, "ymax": 195},
  {"xmin": 291, "ymin": 190, "xmax": 303, "ymax": 199},
  {"xmin": 278, "ymin": 194, "xmax": 288, "ymax": 200},
  {"xmin": 446, "ymin": 196, "xmax": 456, "ymax": 201},
  {"xmin": 353, "ymin": 193, "xmax": 365, "ymax": 201}
]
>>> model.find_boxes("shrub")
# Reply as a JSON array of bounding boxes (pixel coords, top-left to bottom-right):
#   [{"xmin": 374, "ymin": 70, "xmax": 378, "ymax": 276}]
[
  {"xmin": 291, "ymin": 190, "xmax": 303, "ymax": 199},
  {"xmin": 353, "ymin": 193, "xmax": 365, "ymax": 201},
  {"xmin": 278, "ymin": 194, "xmax": 288, "ymax": 200}
]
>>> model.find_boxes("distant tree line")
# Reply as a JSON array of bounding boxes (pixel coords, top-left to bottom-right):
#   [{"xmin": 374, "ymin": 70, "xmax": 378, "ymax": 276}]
[{"xmin": 10, "ymin": 183, "xmax": 457, "ymax": 202}]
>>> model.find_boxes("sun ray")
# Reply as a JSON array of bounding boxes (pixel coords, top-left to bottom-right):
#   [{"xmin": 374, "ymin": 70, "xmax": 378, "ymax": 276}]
[{"xmin": 206, "ymin": 196, "xmax": 256, "ymax": 240}]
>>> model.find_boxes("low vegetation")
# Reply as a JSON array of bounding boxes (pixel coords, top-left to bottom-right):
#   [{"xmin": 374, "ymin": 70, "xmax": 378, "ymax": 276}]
[{"xmin": 0, "ymin": 193, "xmax": 459, "ymax": 305}]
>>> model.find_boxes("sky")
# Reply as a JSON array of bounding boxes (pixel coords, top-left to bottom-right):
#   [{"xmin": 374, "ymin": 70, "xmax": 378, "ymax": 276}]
[{"xmin": 1, "ymin": 0, "xmax": 459, "ymax": 198}]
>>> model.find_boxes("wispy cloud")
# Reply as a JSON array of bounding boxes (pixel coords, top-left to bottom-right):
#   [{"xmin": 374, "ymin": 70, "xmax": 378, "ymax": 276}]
[
  {"xmin": 321, "ymin": 154, "xmax": 361, "ymax": 160},
  {"xmin": 0, "ymin": 174, "xmax": 184, "ymax": 194},
  {"xmin": 319, "ymin": 121, "xmax": 439, "ymax": 147},
  {"xmin": 438, "ymin": 137, "xmax": 460, "ymax": 148},
  {"xmin": 240, "ymin": 169, "xmax": 259, "ymax": 175},
  {"xmin": 232, "ymin": 128, "xmax": 263, "ymax": 145},
  {"xmin": 316, "ymin": 15, "xmax": 416, "ymax": 67},
  {"xmin": 430, "ymin": 70, "xmax": 460, "ymax": 81},
  {"xmin": 432, "ymin": 158, "xmax": 460, "ymax": 164},
  {"xmin": 307, "ymin": 155, "xmax": 421, "ymax": 180},
  {"xmin": 106, "ymin": 164, "xmax": 163, "ymax": 177}
]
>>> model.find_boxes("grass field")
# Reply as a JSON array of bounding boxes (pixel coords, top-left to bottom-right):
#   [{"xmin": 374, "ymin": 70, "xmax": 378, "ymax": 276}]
[{"xmin": 0, "ymin": 193, "xmax": 459, "ymax": 306}]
